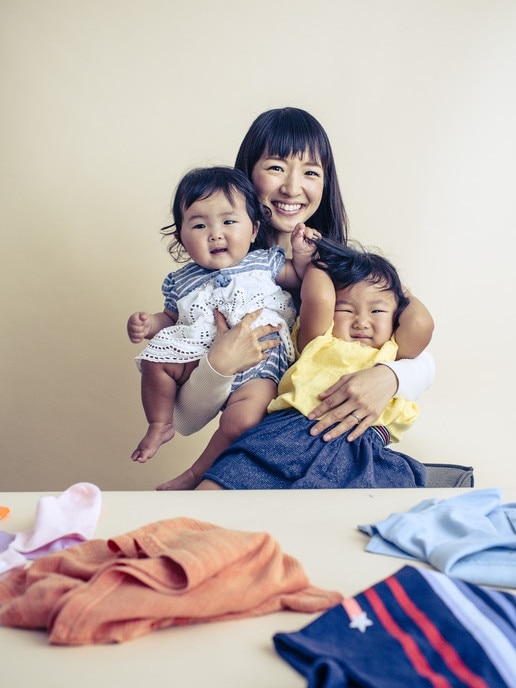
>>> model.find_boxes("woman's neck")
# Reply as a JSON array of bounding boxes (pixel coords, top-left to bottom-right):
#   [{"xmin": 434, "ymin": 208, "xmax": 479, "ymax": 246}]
[{"xmin": 274, "ymin": 231, "xmax": 292, "ymax": 258}]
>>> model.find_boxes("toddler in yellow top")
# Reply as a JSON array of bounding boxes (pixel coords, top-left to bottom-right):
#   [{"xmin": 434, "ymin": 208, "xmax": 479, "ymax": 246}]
[{"xmin": 200, "ymin": 238, "xmax": 428, "ymax": 490}]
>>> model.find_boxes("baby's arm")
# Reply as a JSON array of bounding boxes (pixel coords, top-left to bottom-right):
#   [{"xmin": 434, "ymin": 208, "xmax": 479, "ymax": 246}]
[
  {"xmin": 297, "ymin": 264, "xmax": 335, "ymax": 352},
  {"xmin": 395, "ymin": 291, "xmax": 434, "ymax": 359},
  {"xmin": 277, "ymin": 223, "xmax": 319, "ymax": 289},
  {"xmin": 127, "ymin": 309, "xmax": 177, "ymax": 343}
]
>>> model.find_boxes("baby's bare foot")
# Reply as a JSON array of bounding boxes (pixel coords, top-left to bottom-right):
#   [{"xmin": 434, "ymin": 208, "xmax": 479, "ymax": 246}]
[
  {"xmin": 131, "ymin": 423, "xmax": 175, "ymax": 463},
  {"xmin": 156, "ymin": 468, "xmax": 200, "ymax": 491}
]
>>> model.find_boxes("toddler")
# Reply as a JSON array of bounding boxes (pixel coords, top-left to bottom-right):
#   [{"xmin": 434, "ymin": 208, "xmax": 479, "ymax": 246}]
[{"xmin": 128, "ymin": 166, "xmax": 317, "ymax": 484}]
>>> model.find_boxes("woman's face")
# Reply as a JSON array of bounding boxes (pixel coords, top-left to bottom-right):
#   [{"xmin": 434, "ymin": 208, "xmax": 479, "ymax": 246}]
[{"xmin": 251, "ymin": 150, "xmax": 324, "ymax": 239}]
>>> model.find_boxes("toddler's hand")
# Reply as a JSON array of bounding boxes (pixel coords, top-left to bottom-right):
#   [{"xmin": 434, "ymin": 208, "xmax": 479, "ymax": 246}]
[
  {"xmin": 127, "ymin": 312, "xmax": 152, "ymax": 343},
  {"xmin": 291, "ymin": 223, "xmax": 320, "ymax": 254}
]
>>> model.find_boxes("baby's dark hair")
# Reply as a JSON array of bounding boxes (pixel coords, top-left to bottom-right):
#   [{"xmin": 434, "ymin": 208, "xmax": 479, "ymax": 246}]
[
  {"xmin": 313, "ymin": 237, "xmax": 410, "ymax": 329},
  {"xmin": 161, "ymin": 166, "xmax": 273, "ymax": 262}
]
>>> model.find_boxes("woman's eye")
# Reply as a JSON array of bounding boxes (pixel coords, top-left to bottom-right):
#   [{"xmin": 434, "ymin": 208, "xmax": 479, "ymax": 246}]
[
  {"xmin": 268, "ymin": 165, "xmax": 283, "ymax": 172},
  {"xmin": 305, "ymin": 170, "xmax": 320, "ymax": 177}
]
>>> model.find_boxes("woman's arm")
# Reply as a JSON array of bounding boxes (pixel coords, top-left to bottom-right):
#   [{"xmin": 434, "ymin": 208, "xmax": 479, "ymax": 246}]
[
  {"xmin": 174, "ymin": 309, "xmax": 281, "ymax": 435},
  {"xmin": 174, "ymin": 354, "xmax": 236, "ymax": 435},
  {"xmin": 395, "ymin": 290, "xmax": 434, "ymax": 359},
  {"xmin": 307, "ymin": 350, "xmax": 435, "ymax": 442},
  {"xmin": 381, "ymin": 350, "xmax": 436, "ymax": 400}
]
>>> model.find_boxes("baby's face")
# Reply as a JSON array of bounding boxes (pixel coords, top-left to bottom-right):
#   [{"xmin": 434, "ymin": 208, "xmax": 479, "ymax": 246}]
[
  {"xmin": 332, "ymin": 280, "xmax": 396, "ymax": 349},
  {"xmin": 180, "ymin": 190, "xmax": 259, "ymax": 270}
]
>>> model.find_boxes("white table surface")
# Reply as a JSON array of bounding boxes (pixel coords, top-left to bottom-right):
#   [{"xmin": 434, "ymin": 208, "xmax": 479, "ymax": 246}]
[{"xmin": 0, "ymin": 487, "xmax": 512, "ymax": 686}]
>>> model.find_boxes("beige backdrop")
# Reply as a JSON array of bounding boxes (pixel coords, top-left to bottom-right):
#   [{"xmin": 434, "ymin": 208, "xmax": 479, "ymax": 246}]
[{"xmin": 1, "ymin": 0, "xmax": 515, "ymax": 490}]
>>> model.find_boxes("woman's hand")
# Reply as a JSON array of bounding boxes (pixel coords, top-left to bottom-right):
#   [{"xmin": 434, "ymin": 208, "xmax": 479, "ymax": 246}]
[
  {"xmin": 307, "ymin": 365, "xmax": 399, "ymax": 442},
  {"xmin": 207, "ymin": 309, "xmax": 281, "ymax": 376}
]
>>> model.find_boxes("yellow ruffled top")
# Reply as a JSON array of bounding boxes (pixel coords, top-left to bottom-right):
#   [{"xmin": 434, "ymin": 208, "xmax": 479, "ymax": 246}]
[{"xmin": 267, "ymin": 326, "xmax": 419, "ymax": 443}]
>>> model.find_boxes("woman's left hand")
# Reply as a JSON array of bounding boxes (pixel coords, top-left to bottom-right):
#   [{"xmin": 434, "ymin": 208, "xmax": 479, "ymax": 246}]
[{"xmin": 307, "ymin": 365, "xmax": 398, "ymax": 442}]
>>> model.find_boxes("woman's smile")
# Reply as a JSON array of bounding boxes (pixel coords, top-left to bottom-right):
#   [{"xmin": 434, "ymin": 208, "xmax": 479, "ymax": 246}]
[{"xmin": 273, "ymin": 201, "xmax": 304, "ymax": 214}]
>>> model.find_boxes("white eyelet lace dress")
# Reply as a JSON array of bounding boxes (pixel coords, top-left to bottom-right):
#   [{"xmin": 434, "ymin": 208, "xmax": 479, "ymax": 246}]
[{"xmin": 135, "ymin": 247, "xmax": 297, "ymax": 388}]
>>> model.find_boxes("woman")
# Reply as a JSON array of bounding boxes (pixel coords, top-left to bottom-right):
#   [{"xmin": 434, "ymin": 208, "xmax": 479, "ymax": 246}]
[{"xmin": 157, "ymin": 107, "xmax": 434, "ymax": 490}]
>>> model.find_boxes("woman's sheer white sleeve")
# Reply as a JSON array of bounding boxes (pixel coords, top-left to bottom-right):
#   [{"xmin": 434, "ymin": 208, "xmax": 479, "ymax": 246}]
[
  {"xmin": 174, "ymin": 355, "xmax": 235, "ymax": 436},
  {"xmin": 381, "ymin": 351, "xmax": 436, "ymax": 401}
]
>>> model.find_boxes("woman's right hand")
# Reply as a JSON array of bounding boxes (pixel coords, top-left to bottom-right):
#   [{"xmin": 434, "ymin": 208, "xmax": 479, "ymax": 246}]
[
  {"xmin": 207, "ymin": 309, "xmax": 281, "ymax": 376},
  {"xmin": 307, "ymin": 365, "xmax": 399, "ymax": 442}
]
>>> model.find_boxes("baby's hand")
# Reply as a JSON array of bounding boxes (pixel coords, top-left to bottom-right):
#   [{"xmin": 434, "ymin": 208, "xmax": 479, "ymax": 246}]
[
  {"xmin": 291, "ymin": 223, "xmax": 321, "ymax": 254},
  {"xmin": 127, "ymin": 312, "xmax": 152, "ymax": 343}
]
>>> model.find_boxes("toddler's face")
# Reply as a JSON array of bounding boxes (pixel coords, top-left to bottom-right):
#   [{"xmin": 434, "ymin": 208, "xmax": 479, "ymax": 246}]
[
  {"xmin": 180, "ymin": 190, "xmax": 259, "ymax": 270},
  {"xmin": 332, "ymin": 280, "xmax": 397, "ymax": 349}
]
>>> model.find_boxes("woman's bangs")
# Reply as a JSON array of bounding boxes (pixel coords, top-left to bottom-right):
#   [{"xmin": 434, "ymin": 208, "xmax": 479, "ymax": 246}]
[{"xmin": 264, "ymin": 126, "xmax": 329, "ymax": 168}]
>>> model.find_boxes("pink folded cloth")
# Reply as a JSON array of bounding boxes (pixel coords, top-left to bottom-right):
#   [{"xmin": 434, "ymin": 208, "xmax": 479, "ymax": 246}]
[
  {"xmin": 0, "ymin": 483, "xmax": 102, "ymax": 573},
  {"xmin": 0, "ymin": 517, "xmax": 343, "ymax": 645}
]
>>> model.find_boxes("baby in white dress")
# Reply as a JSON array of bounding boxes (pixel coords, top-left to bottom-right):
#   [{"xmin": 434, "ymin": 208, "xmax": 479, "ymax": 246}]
[{"xmin": 127, "ymin": 166, "xmax": 317, "ymax": 485}]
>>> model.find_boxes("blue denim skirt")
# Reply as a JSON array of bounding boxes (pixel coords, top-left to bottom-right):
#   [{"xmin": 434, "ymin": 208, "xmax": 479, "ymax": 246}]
[{"xmin": 203, "ymin": 408, "xmax": 427, "ymax": 489}]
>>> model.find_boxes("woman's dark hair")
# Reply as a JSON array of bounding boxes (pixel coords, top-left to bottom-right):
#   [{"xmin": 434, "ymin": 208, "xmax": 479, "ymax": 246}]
[
  {"xmin": 161, "ymin": 166, "xmax": 273, "ymax": 262},
  {"xmin": 313, "ymin": 237, "xmax": 410, "ymax": 329},
  {"xmin": 235, "ymin": 107, "xmax": 348, "ymax": 245}
]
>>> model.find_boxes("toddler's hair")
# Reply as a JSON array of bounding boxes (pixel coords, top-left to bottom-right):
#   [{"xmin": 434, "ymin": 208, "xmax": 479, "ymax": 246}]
[
  {"xmin": 313, "ymin": 237, "xmax": 410, "ymax": 329},
  {"xmin": 161, "ymin": 166, "xmax": 273, "ymax": 262}
]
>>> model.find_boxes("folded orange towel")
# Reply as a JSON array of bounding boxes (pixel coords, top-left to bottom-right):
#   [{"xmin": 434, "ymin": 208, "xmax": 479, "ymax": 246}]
[{"xmin": 0, "ymin": 517, "xmax": 342, "ymax": 645}]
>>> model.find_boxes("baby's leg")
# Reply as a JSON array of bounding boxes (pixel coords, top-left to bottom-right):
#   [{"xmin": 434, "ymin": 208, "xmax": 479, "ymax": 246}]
[
  {"xmin": 195, "ymin": 479, "xmax": 225, "ymax": 490},
  {"xmin": 132, "ymin": 360, "xmax": 197, "ymax": 463},
  {"xmin": 156, "ymin": 377, "xmax": 277, "ymax": 490}
]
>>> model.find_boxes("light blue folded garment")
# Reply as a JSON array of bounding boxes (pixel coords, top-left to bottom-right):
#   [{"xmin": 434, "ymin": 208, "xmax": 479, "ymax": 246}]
[{"xmin": 358, "ymin": 488, "xmax": 516, "ymax": 587}]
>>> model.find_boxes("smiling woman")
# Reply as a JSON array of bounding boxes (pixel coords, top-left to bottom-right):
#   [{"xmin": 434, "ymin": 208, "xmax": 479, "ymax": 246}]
[{"xmin": 162, "ymin": 108, "xmax": 435, "ymax": 490}]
